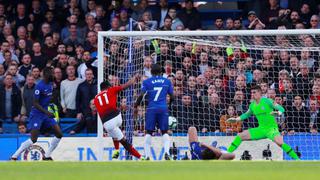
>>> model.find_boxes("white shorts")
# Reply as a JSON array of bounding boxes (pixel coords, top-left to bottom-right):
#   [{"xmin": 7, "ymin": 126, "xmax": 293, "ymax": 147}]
[{"xmin": 103, "ymin": 113, "xmax": 124, "ymax": 140}]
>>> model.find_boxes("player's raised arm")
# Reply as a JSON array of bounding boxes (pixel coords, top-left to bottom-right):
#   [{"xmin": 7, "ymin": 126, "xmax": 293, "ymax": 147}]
[{"xmin": 120, "ymin": 74, "xmax": 139, "ymax": 90}]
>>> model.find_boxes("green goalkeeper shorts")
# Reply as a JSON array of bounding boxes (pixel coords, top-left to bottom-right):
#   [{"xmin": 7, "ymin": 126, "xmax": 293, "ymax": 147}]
[{"xmin": 248, "ymin": 127, "xmax": 281, "ymax": 141}]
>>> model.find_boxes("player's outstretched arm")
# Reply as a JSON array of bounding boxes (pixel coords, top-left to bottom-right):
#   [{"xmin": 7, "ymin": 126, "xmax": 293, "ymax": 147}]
[
  {"xmin": 120, "ymin": 74, "xmax": 139, "ymax": 90},
  {"xmin": 228, "ymin": 107, "xmax": 253, "ymax": 123},
  {"xmin": 33, "ymin": 99, "xmax": 54, "ymax": 118},
  {"xmin": 266, "ymin": 98, "xmax": 285, "ymax": 115}
]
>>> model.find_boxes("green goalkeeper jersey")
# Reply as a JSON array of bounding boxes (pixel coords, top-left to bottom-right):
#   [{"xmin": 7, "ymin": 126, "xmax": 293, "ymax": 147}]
[{"xmin": 239, "ymin": 97, "xmax": 285, "ymax": 128}]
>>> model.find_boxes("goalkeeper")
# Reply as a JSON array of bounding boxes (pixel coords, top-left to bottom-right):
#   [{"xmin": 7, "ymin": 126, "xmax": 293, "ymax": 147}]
[{"xmin": 227, "ymin": 85, "xmax": 300, "ymax": 160}]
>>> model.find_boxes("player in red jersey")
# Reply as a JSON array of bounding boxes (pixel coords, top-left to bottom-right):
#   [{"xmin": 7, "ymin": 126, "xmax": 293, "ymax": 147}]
[{"xmin": 94, "ymin": 74, "xmax": 143, "ymax": 160}]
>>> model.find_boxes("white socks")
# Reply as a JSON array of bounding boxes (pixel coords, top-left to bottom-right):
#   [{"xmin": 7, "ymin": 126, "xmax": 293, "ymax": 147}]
[
  {"xmin": 162, "ymin": 133, "xmax": 170, "ymax": 155},
  {"xmin": 12, "ymin": 139, "xmax": 33, "ymax": 158},
  {"xmin": 144, "ymin": 134, "xmax": 152, "ymax": 158},
  {"xmin": 45, "ymin": 137, "xmax": 61, "ymax": 158}
]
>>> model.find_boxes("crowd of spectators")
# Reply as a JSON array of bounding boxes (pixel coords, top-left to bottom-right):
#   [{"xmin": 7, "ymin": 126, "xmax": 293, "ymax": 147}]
[{"xmin": 1, "ymin": 0, "xmax": 320, "ymax": 135}]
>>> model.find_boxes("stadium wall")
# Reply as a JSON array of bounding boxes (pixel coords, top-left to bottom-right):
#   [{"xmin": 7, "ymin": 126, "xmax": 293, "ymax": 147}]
[{"xmin": 0, "ymin": 136, "xmax": 300, "ymax": 161}]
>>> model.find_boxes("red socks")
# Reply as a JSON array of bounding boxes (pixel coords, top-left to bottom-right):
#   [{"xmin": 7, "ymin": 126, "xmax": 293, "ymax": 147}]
[
  {"xmin": 129, "ymin": 146, "xmax": 141, "ymax": 159},
  {"xmin": 113, "ymin": 140, "xmax": 120, "ymax": 150}
]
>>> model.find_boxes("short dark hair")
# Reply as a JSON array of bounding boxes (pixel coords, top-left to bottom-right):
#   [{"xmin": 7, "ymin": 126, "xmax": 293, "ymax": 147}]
[
  {"xmin": 201, "ymin": 148, "xmax": 217, "ymax": 160},
  {"xmin": 251, "ymin": 85, "xmax": 262, "ymax": 91},
  {"xmin": 151, "ymin": 63, "xmax": 162, "ymax": 76},
  {"xmin": 100, "ymin": 81, "xmax": 111, "ymax": 90}
]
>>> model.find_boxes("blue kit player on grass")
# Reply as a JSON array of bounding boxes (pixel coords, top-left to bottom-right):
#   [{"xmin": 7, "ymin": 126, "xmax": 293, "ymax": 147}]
[
  {"xmin": 11, "ymin": 67, "xmax": 63, "ymax": 161},
  {"xmin": 134, "ymin": 64, "xmax": 174, "ymax": 160}
]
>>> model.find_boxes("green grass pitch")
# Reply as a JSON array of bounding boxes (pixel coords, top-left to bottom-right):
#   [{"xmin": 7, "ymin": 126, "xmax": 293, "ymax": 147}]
[{"xmin": 1, "ymin": 161, "xmax": 320, "ymax": 180}]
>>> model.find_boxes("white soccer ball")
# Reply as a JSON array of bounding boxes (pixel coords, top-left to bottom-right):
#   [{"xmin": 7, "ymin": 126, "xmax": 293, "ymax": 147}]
[{"xmin": 169, "ymin": 116, "xmax": 177, "ymax": 129}]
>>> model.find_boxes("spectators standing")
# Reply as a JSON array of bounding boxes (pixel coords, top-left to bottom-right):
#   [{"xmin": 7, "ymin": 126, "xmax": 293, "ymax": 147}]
[
  {"xmin": 20, "ymin": 74, "xmax": 36, "ymax": 122},
  {"xmin": 0, "ymin": 74, "xmax": 22, "ymax": 133},
  {"xmin": 60, "ymin": 65, "xmax": 84, "ymax": 118},
  {"xmin": 70, "ymin": 69, "xmax": 97, "ymax": 134}
]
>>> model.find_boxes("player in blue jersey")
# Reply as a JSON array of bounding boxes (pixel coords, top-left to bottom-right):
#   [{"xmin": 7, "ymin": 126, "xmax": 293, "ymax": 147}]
[
  {"xmin": 134, "ymin": 64, "xmax": 174, "ymax": 160},
  {"xmin": 11, "ymin": 67, "xmax": 63, "ymax": 161},
  {"xmin": 188, "ymin": 126, "xmax": 235, "ymax": 160}
]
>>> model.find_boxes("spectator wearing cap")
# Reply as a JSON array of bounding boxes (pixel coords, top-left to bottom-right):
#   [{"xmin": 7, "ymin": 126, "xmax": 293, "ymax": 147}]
[
  {"xmin": 166, "ymin": 7, "xmax": 184, "ymax": 30},
  {"xmin": 247, "ymin": 10, "xmax": 265, "ymax": 29},
  {"xmin": 177, "ymin": 0, "xmax": 201, "ymax": 30}
]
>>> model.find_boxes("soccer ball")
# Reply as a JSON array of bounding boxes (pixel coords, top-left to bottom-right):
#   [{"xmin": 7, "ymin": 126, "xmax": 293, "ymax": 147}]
[{"xmin": 169, "ymin": 116, "xmax": 177, "ymax": 129}]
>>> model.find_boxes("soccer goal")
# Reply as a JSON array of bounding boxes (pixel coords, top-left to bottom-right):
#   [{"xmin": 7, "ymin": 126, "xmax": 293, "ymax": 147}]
[{"xmin": 98, "ymin": 29, "xmax": 320, "ymax": 161}]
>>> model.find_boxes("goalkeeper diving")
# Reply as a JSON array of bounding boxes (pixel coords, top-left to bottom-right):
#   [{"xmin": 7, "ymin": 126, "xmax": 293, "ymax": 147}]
[{"xmin": 226, "ymin": 85, "xmax": 300, "ymax": 160}]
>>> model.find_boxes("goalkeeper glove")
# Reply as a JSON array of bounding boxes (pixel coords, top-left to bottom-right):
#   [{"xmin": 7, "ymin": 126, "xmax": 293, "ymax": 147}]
[{"xmin": 270, "ymin": 111, "xmax": 283, "ymax": 116}]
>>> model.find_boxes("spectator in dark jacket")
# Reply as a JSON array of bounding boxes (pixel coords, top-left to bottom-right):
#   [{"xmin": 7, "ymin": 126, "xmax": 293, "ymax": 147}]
[
  {"xmin": 20, "ymin": 74, "xmax": 35, "ymax": 121},
  {"xmin": 70, "ymin": 68, "xmax": 97, "ymax": 134},
  {"xmin": 0, "ymin": 74, "xmax": 22, "ymax": 133},
  {"xmin": 177, "ymin": 0, "xmax": 201, "ymax": 30}
]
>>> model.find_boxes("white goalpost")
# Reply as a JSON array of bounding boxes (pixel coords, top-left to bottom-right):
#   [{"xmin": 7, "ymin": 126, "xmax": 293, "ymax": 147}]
[{"xmin": 97, "ymin": 29, "xmax": 320, "ymax": 161}]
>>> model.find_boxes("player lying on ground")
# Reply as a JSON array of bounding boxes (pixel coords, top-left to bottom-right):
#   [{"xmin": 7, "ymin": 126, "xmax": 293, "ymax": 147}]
[
  {"xmin": 226, "ymin": 85, "xmax": 300, "ymax": 160},
  {"xmin": 134, "ymin": 64, "xmax": 174, "ymax": 160},
  {"xmin": 188, "ymin": 126, "xmax": 235, "ymax": 160},
  {"xmin": 95, "ymin": 75, "xmax": 142, "ymax": 160},
  {"xmin": 11, "ymin": 67, "xmax": 63, "ymax": 161}
]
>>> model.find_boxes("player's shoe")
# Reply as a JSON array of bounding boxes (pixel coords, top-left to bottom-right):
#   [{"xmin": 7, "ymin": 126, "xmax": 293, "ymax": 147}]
[
  {"xmin": 140, "ymin": 156, "xmax": 149, "ymax": 161},
  {"xmin": 112, "ymin": 150, "xmax": 120, "ymax": 159},
  {"xmin": 164, "ymin": 153, "xmax": 171, "ymax": 160},
  {"xmin": 10, "ymin": 157, "xmax": 17, "ymax": 161},
  {"xmin": 42, "ymin": 157, "xmax": 53, "ymax": 161}
]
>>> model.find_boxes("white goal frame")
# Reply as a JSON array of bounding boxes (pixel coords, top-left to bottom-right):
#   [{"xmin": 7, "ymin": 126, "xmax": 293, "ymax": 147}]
[{"xmin": 97, "ymin": 29, "xmax": 320, "ymax": 161}]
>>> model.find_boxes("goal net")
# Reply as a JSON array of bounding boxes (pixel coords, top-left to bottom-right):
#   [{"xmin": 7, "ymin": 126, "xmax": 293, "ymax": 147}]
[{"xmin": 98, "ymin": 30, "xmax": 320, "ymax": 160}]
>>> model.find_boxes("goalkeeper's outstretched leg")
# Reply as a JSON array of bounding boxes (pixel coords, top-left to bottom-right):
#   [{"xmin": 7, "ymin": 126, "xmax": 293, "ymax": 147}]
[{"xmin": 273, "ymin": 135, "xmax": 300, "ymax": 160}]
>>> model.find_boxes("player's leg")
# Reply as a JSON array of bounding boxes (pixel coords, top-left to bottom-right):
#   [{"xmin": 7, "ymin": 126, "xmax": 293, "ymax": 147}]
[
  {"xmin": 267, "ymin": 129, "xmax": 300, "ymax": 160},
  {"xmin": 11, "ymin": 115, "xmax": 42, "ymax": 160},
  {"xmin": 114, "ymin": 113, "xmax": 142, "ymax": 159},
  {"xmin": 144, "ymin": 109, "xmax": 156, "ymax": 159},
  {"xmin": 11, "ymin": 129, "xmax": 39, "ymax": 160},
  {"xmin": 158, "ymin": 109, "xmax": 170, "ymax": 160},
  {"xmin": 227, "ymin": 130, "xmax": 250, "ymax": 153},
  {"xmin": 44, "ymin": 123, "xmax": 63, "ymax": 160},
  {"xmin": 103, "ymin": 114, "xmax": 122, "ymax": 159}
]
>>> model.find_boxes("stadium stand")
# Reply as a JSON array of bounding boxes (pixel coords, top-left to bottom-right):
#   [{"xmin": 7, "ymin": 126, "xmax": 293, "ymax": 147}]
[{"xmin": 0, "ymin": 0, "xmax": 320, "ymax": 138}]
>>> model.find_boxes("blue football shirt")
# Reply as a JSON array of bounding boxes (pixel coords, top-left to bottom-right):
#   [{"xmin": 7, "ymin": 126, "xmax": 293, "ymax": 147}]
[
  {"xmin": 141, "ymin": 76, "xmax": 173, "ymax": 109},
  {"xmin": 30, "ymin": 80, "xmax": 53, "ymax": 115}
]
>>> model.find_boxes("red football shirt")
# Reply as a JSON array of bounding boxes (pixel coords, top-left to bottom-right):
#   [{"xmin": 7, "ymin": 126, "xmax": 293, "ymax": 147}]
[{"xmin": 94, "ymin": 86, "xmax": 123, "ymax": 119}]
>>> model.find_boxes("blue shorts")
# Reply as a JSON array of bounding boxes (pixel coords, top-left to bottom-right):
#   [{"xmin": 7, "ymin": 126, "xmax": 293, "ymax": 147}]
[
  {"xmin": 28, "ymin": 113, "xmax": 57, "ymax": 130},
  {"xmin": 190, "ymin": 142, "xmax": 203, "ymax": 160},
  {"xmin": 145, "ymin": 108, "xmax": 169, "ymax": 131}
]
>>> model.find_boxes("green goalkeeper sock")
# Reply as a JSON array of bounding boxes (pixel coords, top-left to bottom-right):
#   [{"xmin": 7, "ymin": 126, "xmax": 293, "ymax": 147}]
[
  {"xmin": 282, "ymin": 143, "xmax": 300, "ymax": 160},
  {"xmin": 227, "ymin": 136, "xmax": 242, "ymax": 153}
]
